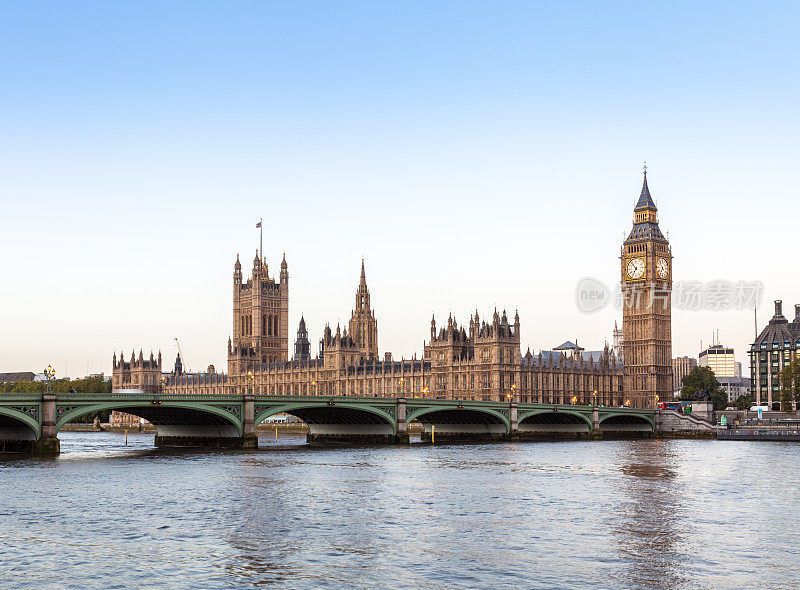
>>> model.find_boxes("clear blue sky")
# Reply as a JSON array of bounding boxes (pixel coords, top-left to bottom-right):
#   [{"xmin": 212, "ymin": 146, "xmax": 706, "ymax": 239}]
[{"xmin": 1, "ymin": 1, "xmax": 798, "ymax": 376}]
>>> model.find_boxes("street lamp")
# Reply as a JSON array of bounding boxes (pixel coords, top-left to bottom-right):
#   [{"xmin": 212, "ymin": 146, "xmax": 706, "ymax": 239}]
[
  {"xmin": 44, "ymin": 365, "xmax": 56, "ymax": 394},
  {"xmin": 247, "ymin": 370, "xmax": 254, "ymax": 396},
  {"xmin": 311, "ymin": 380, "xmax": 317, "ymax": 396},
  {"xmin": 593, "ymin": 389, "xmax": 598, "ymax": 407},
  {"xmin": 422, "ymin": 386, "xmax": 429, "ymax": 399},
  {"xmin": 571, "ymin": 395, "xmax": 578, "ymax": 405}
]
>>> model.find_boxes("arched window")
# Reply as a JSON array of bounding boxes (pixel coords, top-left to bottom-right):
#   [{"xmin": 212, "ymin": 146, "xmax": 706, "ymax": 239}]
[
  {"xmin": 274, "ymin": 316, "xmax": 279, "ymax": 336},
  {"xmin": 267, "ymin": 315, "xmax": 272, "ymax": 336}
]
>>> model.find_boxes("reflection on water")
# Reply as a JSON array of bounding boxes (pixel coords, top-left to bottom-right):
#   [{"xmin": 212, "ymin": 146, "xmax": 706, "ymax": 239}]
[
  {"xmin": 2, "ymin": 433, "xmax": 800, "ymax": 588},
  {"xmin": 612, "ymin": 441, "xmax": 689, "ymax": 589}
]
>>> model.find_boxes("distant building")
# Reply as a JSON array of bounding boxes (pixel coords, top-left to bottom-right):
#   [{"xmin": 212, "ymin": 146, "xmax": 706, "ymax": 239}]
[
  {"xmin": 718, "ymin": 376, "xmax": 751, "ymax": 405},
  {"xmin": 612, "ymin": 321, "xmax": 624, "ymax": 362},
  {"xmin": 552, "ymin": 340, "xmax": 609, "ymax": 363},
  {"xmin": 699, "ymin": 344, "xmax": 737, "ymax": 378},
  {"xmin": 672, "ymin": 356, "xmax": 697, "ymax": 391},
  {"xmin": 294, "ymin": 315, "xmax": 311, "ymax": 363},
  {"xmin": 0, "ymin": 372, "xmax": 35, "ymax": 383},
  {"xmin": 110, "ymin": 412, "xmax": 146, "ymax": 428},
  {"xmin": 750, "ymin": 300, "xmax": 800, "ymax": 410}
]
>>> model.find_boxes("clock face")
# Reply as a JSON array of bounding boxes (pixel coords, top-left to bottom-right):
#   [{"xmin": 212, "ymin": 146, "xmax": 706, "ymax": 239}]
[
  {"xmin": 656, "ymin": 258, "xmax": 669, "ymax": 279},
  {"xmin": 626, "ymin": 257, "xmax": 645, "ymax": 280}
]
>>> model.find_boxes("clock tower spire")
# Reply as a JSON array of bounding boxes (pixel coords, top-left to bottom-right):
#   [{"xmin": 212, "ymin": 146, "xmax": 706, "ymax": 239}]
[{"xmin": 621, "ymin": 165, "xmax": 673, "ymax": 409}]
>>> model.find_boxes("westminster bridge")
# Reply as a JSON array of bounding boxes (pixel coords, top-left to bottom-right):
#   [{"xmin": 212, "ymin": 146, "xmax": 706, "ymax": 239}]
[{"xmin": 0, "ymin": 392, "xmax": 656, "ymax": 454}]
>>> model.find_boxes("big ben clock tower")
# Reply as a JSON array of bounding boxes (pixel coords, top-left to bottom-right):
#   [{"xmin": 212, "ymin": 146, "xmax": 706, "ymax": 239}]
[{"xmin": 621, "ymin": 165, "xmax": 673, "ymax": 409}]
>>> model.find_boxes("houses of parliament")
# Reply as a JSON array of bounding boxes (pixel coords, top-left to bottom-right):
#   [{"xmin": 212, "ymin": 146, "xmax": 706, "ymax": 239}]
[{"xmin": 113, "ymin": 171, "xmax": 673, "ymax": 410}]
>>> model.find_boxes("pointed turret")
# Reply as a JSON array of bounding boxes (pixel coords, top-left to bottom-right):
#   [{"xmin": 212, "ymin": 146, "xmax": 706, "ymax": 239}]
[
  {"xmin": 280, "ymin": 252, "xmax": 288, "ymax": 283},
  {"xmin": 294, "ymin": 314, "xmax": 311, "ymax": 363},
  {"xmin": 234, "ymin": 253, "xmax": 242, "ymax": 284},
  {"xmin": 635, "ymin": 165, "xmax": 657, "ymax": 210}
]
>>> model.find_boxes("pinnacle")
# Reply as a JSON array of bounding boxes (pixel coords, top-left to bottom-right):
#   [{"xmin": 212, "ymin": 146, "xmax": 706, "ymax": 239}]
[{"xmin": 635, "ymin": 167, "xmax": 657, "ymax": 210}]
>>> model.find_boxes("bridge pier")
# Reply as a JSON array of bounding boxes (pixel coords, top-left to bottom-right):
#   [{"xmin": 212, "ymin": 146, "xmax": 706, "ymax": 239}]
[
  {"xmin": 395, "ymin": 397, "xmax": 409, "ymax": 444},
  {"xmin": 240, "ymin": 394, "xmax": 258, "ymax": 448},
  {"xmin": 33, "ymin": 393, "xmax": 60, "ymax": 455},
  {"xmin": 306, "ymin": 424, "xmax": 408, "ymax": 445}
]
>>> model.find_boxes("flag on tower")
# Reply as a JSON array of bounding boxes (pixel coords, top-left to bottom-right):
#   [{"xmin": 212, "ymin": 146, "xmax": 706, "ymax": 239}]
[{"xmin": 256, "ymin": 221, "xmax": 262, "ymax": 228}]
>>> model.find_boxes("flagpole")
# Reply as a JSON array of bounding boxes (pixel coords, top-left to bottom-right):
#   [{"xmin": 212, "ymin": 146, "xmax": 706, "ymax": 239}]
[{"xmin": 259, "ymin": 217, "xmax": 263, "ymax": 262}]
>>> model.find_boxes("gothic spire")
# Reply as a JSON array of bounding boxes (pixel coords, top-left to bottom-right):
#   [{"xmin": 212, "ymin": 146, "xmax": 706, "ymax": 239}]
[
  {"xmin": 635, "ymin": 162, "xmax": 657, "ymax": 210},
  {"xmin": 360, "ymin": 258, "xmax": 366, "ymax": 288}
]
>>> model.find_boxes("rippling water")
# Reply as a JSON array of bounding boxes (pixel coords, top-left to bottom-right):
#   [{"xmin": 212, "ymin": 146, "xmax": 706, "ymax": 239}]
[{"xmin": 2, "ymin": 433, "xmax": 799, "ymax": 589}]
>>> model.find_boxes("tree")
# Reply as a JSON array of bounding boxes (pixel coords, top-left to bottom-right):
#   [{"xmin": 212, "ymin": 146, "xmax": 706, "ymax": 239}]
[
  {"xmin": 680, "ymin": 366, "xmax": 727, "ymax": 410},
  {"xmin": 779, "ymin": 356, "xmax": 800, "ymax": 411},
  {"xmin": 734, "ymin": 394, "xmax": 752, "ymax": 411},
  {"xmin": 1, "ymin": 376, "xmax": 112, "ymax": 422}
]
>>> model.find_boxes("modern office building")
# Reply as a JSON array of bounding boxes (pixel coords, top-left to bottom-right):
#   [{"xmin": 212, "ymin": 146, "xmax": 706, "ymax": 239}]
[
  {"xmin": 672, "ymin": 356, "xmax": 697, "ymax": 391},
  {"xmin": 699, "ymin": 344, "xmax": 738, "ymax": 378}
]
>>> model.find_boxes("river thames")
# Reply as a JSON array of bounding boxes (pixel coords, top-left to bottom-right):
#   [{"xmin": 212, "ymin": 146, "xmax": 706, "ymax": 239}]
[{"xmin": 1, "ymin": 434, "xmax": 798, "ymax": 589}]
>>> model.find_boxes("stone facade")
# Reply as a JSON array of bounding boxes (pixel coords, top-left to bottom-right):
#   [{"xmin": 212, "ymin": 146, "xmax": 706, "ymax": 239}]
[
  {"xmin": 111, "ymin": 171, "xmax": 682, "ymax": 407},
  {"xmin": 116, "ymin": 256, "xmax": 623, "ymax": 404},
  {"xmin": 227, "ymin": 251, "xmax": 289, "ymax": 374},
  {"xmin": 621, "ymin": 169, "xmax": 673, "ymax": 409},
  {"xmin": 110, "ymin": 350, "xmax": 162, "ymax": 426},
  {"xmin": 111, "ymin": 350, "xmax": 162, "ymax": 392}
]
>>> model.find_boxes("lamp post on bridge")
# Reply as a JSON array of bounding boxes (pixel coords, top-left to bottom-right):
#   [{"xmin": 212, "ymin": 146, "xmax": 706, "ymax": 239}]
[
  {"xmin": 507, "ymin": 384, "xmax": 518, "ymax": 436},
  {"xmin": 591, "ymin": 389, "xmax": 600, "ymax": 432},
  {"xmin": 44, "ymin": 365, "xmax": 56, "ymax": 394},
  {"xmin": 36, "ymin": 365, "xmax": 60, "ymax": 455}
]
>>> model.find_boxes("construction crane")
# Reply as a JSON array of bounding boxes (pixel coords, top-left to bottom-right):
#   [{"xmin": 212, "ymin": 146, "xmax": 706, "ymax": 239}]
[{"xmin": 174, "ymin": 338, "xmax": 189, "ymax": 373}]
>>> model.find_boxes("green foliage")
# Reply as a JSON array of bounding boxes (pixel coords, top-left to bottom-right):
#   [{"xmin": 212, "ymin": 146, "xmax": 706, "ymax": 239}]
[
  {"xmin": 680, "ymin": 366, "xmax": 727, "ymax": 410},
  {"xmin": 0, "ymin": 375, "xmax": 112, "ymax": 395},
  {"xmin": 779, "ymin": 355, "xmax": 800, "ymax": 409},
  {"xmin": 734, "ymin": 394, "xmax": 752, "ymax": 411},
  {"xmin": 0, "ymin": 380, "xmax": 45, "ymax": 393},
  {"xmin": 1, "ymin": 376, "xmax": 113, "ymax": 422}
]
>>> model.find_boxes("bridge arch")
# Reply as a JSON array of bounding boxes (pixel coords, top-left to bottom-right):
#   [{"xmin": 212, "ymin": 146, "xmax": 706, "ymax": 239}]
[
  {"xmin": 254, "ymin": 402, "xmax": 396, "ymax": 436},
  {"xmin": 598, "ymin": 412, "xmax": 655, "ymax": 432},
  {"xmin": 0, "ymin": 407, "xmax": 40, "ymax": 441},
  {"xmin": 55, "ymin": 402, "xmax": 244, "ymax": 444},
  {"xmin": 407, "ymin": 405, "xmax": 510, "ymax": 440},
  {"xmin": 407, "ymin": 405, "xmax": 510, "ymax": 429},
  {"xmin": 517, "ymin": 409, "xmax": 593, "ymax": 435}
]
